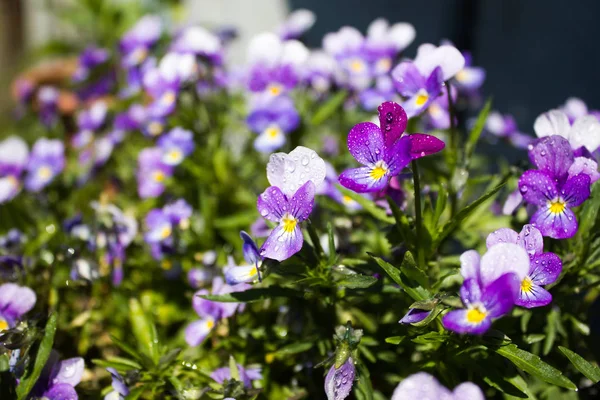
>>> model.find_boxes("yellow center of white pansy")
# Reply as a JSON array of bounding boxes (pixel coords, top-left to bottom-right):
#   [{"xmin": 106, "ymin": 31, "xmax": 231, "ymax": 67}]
[
  {"xmin": 166, "ymin": 149, "xmax": 182, "ymax": 163},
  {"xmin": 160, "ymin": 225, "xmax": 172, "ymax": 239},
  {"xmin": 281, "ymin": 213, "xmax": 298, "ymax": 233},
  {"xmin": 455, "ymin": 69, "xmax": 468, "ymax": 82},
  {"xmin": 205, "ymin": 319, "xmax": 215, "ymax": 329},
  {"xmin": 521, "ymin": 276, "xmax": 533, "ymax": 293},
  {"xmin": 264, "ymin": 125, "xmax": 282, "ymax": 139},
  {"xmin": 548, "ymin": 198, "xmax": 566, "ymax": 214},
  {"xmin": 161, "ymin": 91, "xmax": 177, "ymax": 106},
  {"xmin": 370, "ymin": 161, "xmax": 388, "ymax": 181},
  {"xmin": 376, "ymin": 57, "xmax": 392, "ymax": 73},
  {"xmin": 350, "ymin": 58, "xmax": 365, "ymax": 73},
  {"xmin": 37, "ymin": 166, "xmax": 53, "ymax": 180},
  {"xmin": 466, "ymin": 304, "xmax": 487, "ymax": 324}
]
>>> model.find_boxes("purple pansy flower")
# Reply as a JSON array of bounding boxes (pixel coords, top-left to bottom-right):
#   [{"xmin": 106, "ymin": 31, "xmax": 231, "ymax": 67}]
[
  {"xmin": 211, "ymin": 364, "xmax": 263, "ymax": 388},
  {"xmin": 246, "ymin": 95, "xmax": 300, "ymax": 152},
  {"xmin": 452, "ymin": 51, "xmax": 486, "ymax": 94},
  {"xmin": 37, "ymin": 86, "xmax": 60, "ymax": 127},
  {"xmin": 186, "ymin": 277, "xmax": 249, "ymax": 346},
  {"xmin": 534, "ymin": 109, "xmax": 600, "ymax": 154},
  {"xmin": 143, "ymin": 200, "xmax": 191, "ymax": 260},
  {"xmin": 163, "ymin": 199, "xmax": 193, "ymax": 226},
  {"xmin": 486, "ymin": 224, "xmax": 562, "ymax": 308},
  {"xmin": 339, "ymin": 101, "xmax": 445, "ymax": 193},
  {"xmin": 485, "ymin": 111, "xmax": 533, "ymax": 150},
  {"xmin": 105, "ymin": 367, "xmax": 129, "ymax": 399},
  {"xmin": 73, "ymin": 101, "xmax": 108, "ymax": 149},
  {"xmin": 0, "ymin": 283, "xmax": 36, "ymax": 330},
  {"xmin": 25, "ymin": 138, "xmax": 65, "ymax": 192},
  {"xmin": 324, "ymin": 357, "xmax": 355, "ymax": 400},
  {"xmin": 119, "ymin": 15, "xmax": 162, "ymax": 67},
  {"xmin": 303, "ymin": 51, "xmax": 336, "ymax": 94},
  {"xmin": 257, "ymin": 147, "xmax": 326, "ymax": 261},
  {"xmin": 359, "ymin": 75, "xmax": 398, "ymax": 111},
  {"xmin": 518, "ymin": 136, "xmax": 596, "ymax": 239},
  {"xmin": 32, "ymin": 353, "xmax": 84, "ymax": 400},
  {"xmin": 73, "ymin": 46, "xmax": 110, "ymax": 82},
  {"xmin": 136, "ymin": 147, "xmax": 173, "ymax": 198},
  {"xmin": 171, "ymin": 26, "xmax": 222, "ymax": 63},
  {"xmin": 442, "ymin": 243, "xmax": 530, "ymax": 335},
  {"xmin": 224, "ymin": 231, "xmax": 263, "ymax": 285},
  {"xmin": 423, "ymin": 85, "xmax": 455, "ymax": 130},
  {"xmin": 157, "ymin": 127, "xmax": 195, "ymax": 166},
  {"xmin": 278, "ymin": 9, "xmax": 316, "ymax": 40},
  {"xmin": 0, "ymin": 136, "xmax": 28, "ymax": 203},
  {"xmin": 392, "ymin": 43, "xmax": 464, "ymax": 117},
  {"xmin": 391, "ymin": 372, "xmax": 484, "ymax": 400},
  {"xmin": 398, "ymin": 308, "xmax": 431, "ymax": 324}
]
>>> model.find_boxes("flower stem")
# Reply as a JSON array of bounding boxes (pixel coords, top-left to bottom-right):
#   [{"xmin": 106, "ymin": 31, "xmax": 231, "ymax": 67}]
[
  {"xmin": 446, "ymin": 81, "xmax": 459, "ymax": 217},
  {"xmin": 412, "ymin": 159, "xmax": 425, "ymax": 270}
]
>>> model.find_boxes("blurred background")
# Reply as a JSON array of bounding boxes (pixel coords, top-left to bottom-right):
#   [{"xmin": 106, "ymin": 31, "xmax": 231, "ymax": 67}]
[{"xmin": 1, "ymin": 0, "xmax": 599, "ymax": 130}]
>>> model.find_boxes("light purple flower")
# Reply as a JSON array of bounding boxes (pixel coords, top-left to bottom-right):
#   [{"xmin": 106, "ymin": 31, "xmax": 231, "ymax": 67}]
[
  {"xmin": 561, "ymin": 97, "xmax": 590, "ymax": 123},
  {"xmin": 519, "ymin": 136, "xmax": 595, "ymax": 239},
  {"xmin": 534, "ymin": 109, "xmax": 600, "ymax": 153},
  {"xmin": 224, "ymin": 231, "xmax": 262, "ymax": 285},
  {"xmin": 339, "ymin": 101, "xmax": 444, "ymax": 193},
  {"xmin": 303, "ymin": 51, "xmax": 336, "ymax": 93},
  {"xmin": 37, "ymin": 86, "xmax": 60, "ymax": 126},
  {"xmin": 324, "ymin": 357, "xmax": 355, "ymax": 400},
  {"xmin": 0, "ymin": 283, "xmax": 36, "ymax": 330},
  {"xmin": 359, "ymin": 75, "xmax": 398, "ymax": 111},
  {"xmin": 486, "ymin": 224, "xmax": 562, "ymax": 308},
  {"xmin": 211, "ymin": 364, "xmax": 263, "ymax": 388},
  {"xmin": 144, "ymin": 209, "xmax": 174, "ymax": 244},
  {"xmin": 34, "ymin": 355, "xmax": 85, "ymax": 400},
  {"xmin": 119, "ymin": 15, "xmax": 162, "ymax": 67},
  {"xmin": 278, "ymin": 9, "xmax": 316, "ymax": 40},
  {"xmin": 105, "ymin": 367, "xmax": 129, "ymax": 399},
  {"xmin": 247, "ymin": 96, "xmax": 300, "ymax": 152},
  {"xmin": 73, "ymin": 46, "xmax": 110, "ymax": 82},
  {"xmin": 398, "ymin": 308, "xmax": 431, "ymax": 324},
  {"xmin": 163, "ymin": 199, "xmax": 193, "ymax": 225},
  {"xmin": 25, "ymin": 138, "xmax": 65, "ymax": 192},
  {"xmin": 73, "ymin": 101, "xmax": 108, "ymax": 148},
  {"xmin": 452, "ymin": 51, "xmax": 486, "ymax": 93},
  {"xmin": 171, "ymin": 26, "xmax": 222, "ymax": 62},
  {"xmin": 136, "ymin": 147, "xmax": 173, "ymax": 198},
  {"xmin": 157, "ymin": 127, "xmax": 195, "ymax": 165},
  {"xmin": 442, "ymin": 244, "xmax": 529, "ymax": 335},
  {"xmin": 391, "ymin": 372, "xmax": 484, "ymax": 400}
]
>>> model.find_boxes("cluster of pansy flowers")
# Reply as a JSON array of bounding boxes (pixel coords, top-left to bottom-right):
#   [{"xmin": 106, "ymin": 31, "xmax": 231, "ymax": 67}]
[{"xmin": 143, "ymin": 198, "xmax": 193, "ymax": 261}]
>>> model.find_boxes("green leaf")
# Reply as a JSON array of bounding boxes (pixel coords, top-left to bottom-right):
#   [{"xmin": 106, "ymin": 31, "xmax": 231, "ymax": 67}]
[
  {"xmin": 385, "ymin": 336, "xmax": 405, "ymax": 345},
  {"xmin": 410, "ymin": 304, "xmax": 445, "ymax": 327},
  {"xmin": 559, "ymin": 346, "xmax": 600, "ymax": 383},
  {"xmin": 465, "ymin": 98, "xmax": 492, "ymax": 163},
  {"xmin": 272, "ymin": 342, "xmax": 314, "ymax": 358},
  {"xmin": 158, "ymin": 348, "xmax": 181, "ymax": 369},
  {"xmin": 311, "ymin": 90, "xmax": 348, "ymax": 125},
  {"xmin": 92, "ymin": 358, "xmax": 142, "ymax": 372},
  {"xmin": 386, "ymin": 196, "xmax": 415, "ymax": 245},
  {"xmin": 16, "ymin": 313, "xmax": 58, "ymax": 400},
  {"xmin": 337, "ymin": 186, "xmax": 395, "ymax": 224},
  {"xmin": 129, "ymin": 298, "xmax": 160, "ymax": 366},
  {"xmin": 109, "ymin": 335, "xmax": 145, "ymax": 364},
  {"xmin": 369, "ymin": 254, "xmax": 430, "ymax": 301},
  {"xmin": 494, "ymin": 344, "xmax": 576, "ymax": 390},
  {"xmin": 337, "ymin": 274, "xmax": 378, "ymax": 289},
  {"xmin": 523, "ymin": 334, "xmax": 546, "ymax": 344},
  {"xmin": 576, "ymin": 183, "xmax": 600, "ymax": 240},
  {"xmin": 412, "ymin": 332, "xmax": 449, "ymax": 344},
  {"xmin": 543, "ymin": 308, "xmax": 558, "ymax": 355},
  {"xmin": 400, "ymin": 251, "xmax": 428, "ymax": 288},
  {"xmin": 354, "ymin": 361, "xmax": 374, "ymax": 400},
  {"xmin": 434, "ymin": 174, "xmax": 509, "ymax": 247},
  {"xmin": 199, "ymin": 287, "xmax": 303, "ymax": 302}
]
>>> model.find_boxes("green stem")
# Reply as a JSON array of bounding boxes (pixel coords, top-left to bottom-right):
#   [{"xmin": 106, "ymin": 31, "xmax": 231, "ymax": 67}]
[
  {"xmin": 412, "ymin": 159, "xmax": 425, "ymax": 270},
  {"xmin": 446, "ymin": 81, "xmax": 459, "ymax": 217}
]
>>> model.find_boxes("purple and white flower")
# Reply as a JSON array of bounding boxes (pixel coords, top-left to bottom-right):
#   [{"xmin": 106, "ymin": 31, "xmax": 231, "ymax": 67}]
[
  {"xmin": 34, "ymin": 355, "xmax": 85, "ymax": 400},
  {"xmin": 247, "ymin": 95, "xmax": 300, "ymax": 152},
  {"xmin": 224, "ymin": 231, "xmax": 262, "ymax": 285},
  {"xmin": 0, "ymin": 283, "xmax": 36, "ymax": 330},
  {"xmin": 486, "ymin": 224, "xmax": 562, "ymax": 308},
  {"xmin": 391, "ymin": 372, "xmax": 484, "ymax": 400},
  {"xmin": 157, "ymin": 127, "xmax": 195, "ymax": 165},
  {"xmin": 119, "ymin": 15, "xmax": 162, "ymax": 67},
  {"xmin": 0, "ymin": 136, "xmax": 28, "ymax": 203},
  {"xmin": 324, "ymin": 357, "xmax": 355, "ymax": 400},
  {"xmin": 211, "ymin": 363, "xmax": 263, "ymax": 388},
  {"xmin": 398, "ymin": 308, "xmax": 431, "ymax": 324},
  {"xmin": 451, "ymin": 51, "xmax": 486, "ymax": 94},
  {"xmin": 534, "ymin": 109, "xmax": 600, "ymax": 154},
  {"xmin": 171, "ymin": 26, "xmax": 222, "ymax": 63},
  {"xmin": 104, "ymin": 367, "xmax": 129, "ymax": 400},
  {"xmin": 278, "ymin": 9, "xmax": 316, "ymax": 40},
  {"xmin": 136, "ymin": 147, "xmax": 173, "ymax": 198},
  {"xmin": 25, "ymin": 138, "xmax": 65, "ymax": 192}
]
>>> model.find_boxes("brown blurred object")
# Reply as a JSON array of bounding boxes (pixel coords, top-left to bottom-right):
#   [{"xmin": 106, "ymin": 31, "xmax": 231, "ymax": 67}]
[{"xmin": 0, "ymin": 0, "xmax": 25, "ymax": 113}]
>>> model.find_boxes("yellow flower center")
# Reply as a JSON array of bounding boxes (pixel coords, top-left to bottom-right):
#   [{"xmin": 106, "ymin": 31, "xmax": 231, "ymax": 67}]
[
  {"xmin": 548, "ymin": 199, "xmax": 566, "ymax": 214},
  {"xmin": 521, "ymin": 276, "xmax": 533, "ymax": 293},
  {"xmin": 350, "ymin": 59, "xmax": 365, "ymax": 73},
  {"xmin": 249, "ymin": 266, "xmax": 258, "ymax": 277},
  {"xmin": 206, "ymin": 319, "xmax": 215, "ymax": 329},
  {"xmin": 133, "ymin": 48, "xmax": 148, "ymax": 63},
  {"xmin": 148, "ymin": 122, "xmax": 163, "ymax": 136},
  {"xmin": 370, "ymin": 161, "xmax": 388, "ymax": 181},
  {"xmin": 466, "ymin": 305, "xmax": 487, "ymax": 324},
  {"xmin": 161, "ymin": 260, "xmax": 173, "ymax": 270},
  {"xmin": 342, "ymin": 195, "xmax": 353, "ymax": 204},
  {"xmin": 162, "ymin": 91, "xmax": 176, "ymax": 106},
  {"xmin": 455, "ymin": 69, "xmax": 468, "ymax": 82},
  {"xmin": 160, "ymin": 225, "xmax": 172, "ymax": 239},
  {"xmin": 265, "ymin": 126, "xmax": 281, "ymax": 139},
  {"xmin": 268, "ymin": 84, "xmax": 282, "ymax": 96},
  {"xmin": 167, "ymin": 149, "xmax": 182, "ymax": 163},
  {"xmin": 37, "ymin": 166, "xmax": 53, "ymax": 180},
  {"xmin": 152, "ymin": 170, "xmax": 165, "ymax": 183},
  {"xmin": 415, "ymin": 92, "xmax": 429, "ymax": 106},
  {"xmin": 376, "ymin": 57, "xmax": 392, "ymax": 72},
  {"xmin": 0, "ymin": 319, "xmax": 9, "ymax": 332},
  {"xmin": 281, "ymin": 213, "xmax": 298, "ymax": 233}
]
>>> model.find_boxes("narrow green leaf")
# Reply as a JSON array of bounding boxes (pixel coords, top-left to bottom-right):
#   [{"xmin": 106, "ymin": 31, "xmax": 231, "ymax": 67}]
[
  {"xmin": 386, "ymin": 196, "xmax": 415, "ymax": 245},
  {"xmin": 400, "ymin": 251, "xmax": 428, "ymax": 288},
  {"xmin": 92, "ymin": 358, "xmax": 142, "ymax": 372},
  {"xmin": 16, "ymin": 313, "xmax": 58, "ymax": 400},
  {"xmin": 354, "ymin": 361, "xmax": 374, "ymax": 400},
  {"xmin": 523, "ymin": 334, "xmax": 546, "ymax": 344},
  {"xmin": 129, "ymin": 298, "xmax": 160, "ymax": 366},
  {"xmin": 384, "ymin": 336, "xmax": 405, "ymax": 345},
  {"xmin": 369, "ymin": 254, "xmax": 430, "ymax": 301},
  {"xmin": 272, "ymin": 342, "xmax": 314, "ymax": 357},
  {"xmin": 337, "ymin": 186, "xmax": 395, "ymax": 224},
  {"xmin": 433, "ymin": 186, "xmax": 448, "ymax": 230},
  {"xmin": 410, "ymin": 304, "xmax": 444, "ymax": 327},
  {"xmin": 311, "ymin": 90, "xmax": 348, "ymax": 125},
  {"xmin": 109, "ymin": 335, "xmax": 145, "ymax": 363},
  {"xmin": 327, "ymin": 222, "xmax": 337, "ymax": 264},
  {"xmin": 229, "ymin": 355, "xmax": 240, "ymax": 381},
  {"xmin": 465, "ymin": 98, "xmax": 493, "ymax": 162},
  {"xmin": 411, "ymin": 332, "xmax": 449, "ymax": 344},
  {"xmin": 337, "ymin": 274, "xmax": 378, "ymax": 289},
  {"xmin": 543, "ymin": 308, "xmax": 558, "ymax": 355},
  {"xmin": 494, "ymin": 344, "xmax": 576, "ymax": 390},
  {"xmin": 306, "ymin": 220, "xmax": 324, "ymax": 258},
  {"xmin": 559, "ymin": 346, "xmax": 600, "ymax": 383},
  {"xmin": 199, "ymin": 287, "xmax": 303, "ymax": 303}
]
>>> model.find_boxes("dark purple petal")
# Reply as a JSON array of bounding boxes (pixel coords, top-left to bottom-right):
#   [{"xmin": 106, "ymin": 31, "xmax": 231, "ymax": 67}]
[
  {"xmin": 518, "ymin": 170, "xmax": 557, "ymax": 206},
  {"xmin": 398, "ymin": 308, "xmax": 431, "ymax": 324},
  {"xmin": 288, "ymin": 181, "xmax": 315, "ymax": 222},
  {"xmin": 442, "ymin": 309, "xmax": 491, "ymax": 335},
  {"xmin": 43, "ymin": 383, "xmax": 78, "ymax": 400},
  {"xmin": 377, "ymin": 101, "xmax": 407, "ymax": 147},
  {"xmin": 324, "ymin": 358, "xmax": 355, "ymax": 400},
  {"xmin": 384, "ymin": 136, "xmax": 412, "ymax": 175},
  {"xmin": 516, "ymin": 224, "xmax": 544, "ymax": 259},
  {"xmin": 424, "ymin": 67, "xmax": 444, "ymax": 97},
  {"xmin": 459, "ymin": 278, "xmax": 483, "ymax": 305},
  {"xmin": 240, "ymin": 231, "xmax": 261, "ymax": 265},
  {"xmin": 259, "ymin": 225, "xmax": 303, "ymax": 261},
  {"xmin": 516, "ymin": 282, "xmax": 552, "ymax": 308},
  {"xmin": 408, "ymin": 134, "xmax": 445, "ymax": 160},
  {"xmin": 529, "ymin": 253, "xmax": 562, "ymax": 285},
  {"xmin": 486, "ymin": 228, "xmax": 518, "ymax": 249},
  {"xmin": 257, "ymin": 186, "xmax": 288, "ymax": 222},
  {"xmin": 339, "ymin": 167, "xmax": 389, "ymax": 193},
  {"xmin": 560, "ymin": 173, "xmax": 591, "ymax": 207},
  {"xmin": 391, "ymin": 61, "xmax": 425, "ymax": 97},
  {"xmin": 528, "ymin": 135, "xmax": 574, "ymax": 182},
  {"xmin": 530, "ymin": 206, "xmax": 578, "ymax": 239},
  {"xmin": 346, "ymin": 122, "xmax": 385, "ymax": 165},
  {"xmin": 481, "ymin": 273, "xmax": 520, "ymax": 318}
]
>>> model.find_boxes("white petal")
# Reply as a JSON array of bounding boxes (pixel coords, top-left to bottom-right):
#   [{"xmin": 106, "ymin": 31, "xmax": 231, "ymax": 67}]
[
  {"xmin": 413, "ymin": 43, "xmax": 437, "ymax": 65},
  {"xmin": 460, "ymin": 250, "xmax": 481, "ymax": 281},
  {"xmin": 533, "ymin": 110, "xmax": 570, "ymax": 139},
  {"xmin": 486, "ymin": 112, "xmax": 506, "ymax": 136},
  {"xmin": 367, "ymin": 18, "xmax": 389, "ymax": 41},
  {"xmin": 248, "ymin": 32, "xmax": 283, "ymax": 66},
  {"xmin": 569, "ymin": 115, "xmax": 600, "ymax": 152},
  {"xmin": 568, "ymin": 156, "xmax": 600, "ymax": 183},
  {"xmin": 266, "ymin": 146, "xmax": 326, "ymax": 197},
  {"xmin": 286, "ymin": 9, "xmax": 315, "ymax": 32},
  {"xmin": 563, "ymin": 97, "xmax": 587, "ymax": 119},
  {"xmin": 281, "ymin": 40, "xmax": 309, "ymax": 66},
  {"xmin": 414, "ymin": 44, "xmax": 465, "ymax": 80},
  {"xmin": 480, "ymin": 243, "xmax": 529, "ymax": 287},
  {"xmin": 179, "ymin": 26, "xmax": 220, "ymax": 54},
  {"xmin": 0, "ymin": 136, "xmax": 28, "ymax": 167},
  {"xmin": 388, "ymin": 23, "xmax": 416, "ymax": 50}
]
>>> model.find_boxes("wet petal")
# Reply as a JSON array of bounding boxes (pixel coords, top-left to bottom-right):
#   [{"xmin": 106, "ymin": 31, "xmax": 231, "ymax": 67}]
[
  {"xmin": 516, "ymin": 224, "xmax": 544, "ymax": 259},
  {"xmin": 266, "ymin": 146, "xmax": 327, "ymax": 197},
  {"xmin": 452, "ymin": 382, "xmax": 485, "ymax": 400},
  {"xmin": 568, "ymin": 157, "xmax": 600, "ymax": 183},
  {"xmin": 518, "ymin": 170, "xmax": 557, "ymax": 206},
  {"xmin": 288, "ymin": 181, "xmax": 316, "ymax": 222},
  {"xmin": 561, "ymin": 174, "xmax": 591, "ymax": 207},
  {"xmin": 260, "ymin": 225, "xmax": 303, "ymax": 261},
  {"xmin": 391, "ymin": 372, "xmax": 452, "ymax": 400},
  {"xmin": 460, "ymin": 278, "xmax": 483, "ymax": 305},
  {"xmin": 347, "ymin": 122, "xmax": 385, "ymax": 165},
  {"xmin": 479, "ymin": 243, "xmax": 529, "ymax": 287},
  {"xmin": 339, "ymin": 167, "xmax": 389, "ymax": 193},
  {"xmin": 482, "ymin": 272, "xmax": 520, "ymax": 317},
  {"xmin": 569, "ymin": 115, "xmax": 600, "ymax": 152},
  {"xmin": 50, "ymin": 357, "xmax": 84, "ymax": 387},
  {"xmin": 324, "ymin": 358, "xmax": 355, "ymax": 400},
  {"xmin": 391, "ymin": 61, "xmax": 425, "ymax": 97},
  {"xmin": 486, "ymin": 228, "xmax": 518, "ymax": 249},
  {"xmin": 459, "ymin": 250, "xmax": 480, "ymax": 282},
  {"xmin": 408, "ymin": 133, "xmax": 445, "ymax": 160},
  {"xmin": 257, "ymin": 186, "xmax": 288, "ymax": 222},
  {"xmin": 442, "ymin": 309, "xmax": 491, "ymax": 335},
  {"xmin": 384, "ymin": 136, "xmax": 412, "ymax": 175},
  {"xmin": 533, "ymin": 110, "xmax": 570, "ymax": 139},
  {"xmin": 530, "ymin": 206, "xmax": 578, "ymax": 239},
  {"xmin": 377, "ymin": 101, "xmax": 408, "ymax": 146},
  {"xmin": 399, "ymin": 308, "xmax": 431, "ymax": 324},
  {"xmin": 44, "ymin": 383, "xmax": 78, "ymax": 400},
  {"xmin": 516, "ymin": 282, "xmax": 552, "ymax": 309},
  {"xmin": 529, "ymin": 253, "xmax": 562, "ymax": 286},
  {"xmin": 528, "ymin": 135, "xmax": 574, "ymax": 182}
]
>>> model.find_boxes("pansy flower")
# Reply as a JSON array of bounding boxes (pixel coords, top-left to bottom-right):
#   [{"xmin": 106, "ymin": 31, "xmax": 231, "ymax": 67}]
[
  {"xmin": 391, "ymin": 372, "xmax": 484, "ymax": 400},
  {"xmin": 246, "ymin": 95, "xmax": 300, "ymax": 152},
  {"xmin": 398, "ymin": 308, "xmax": 431, "ymax": 324},
  {"xmin": 451, "ymin": 51, "xmax": 486, "ymax": 94},
  {"xmin": 32, "ymin": 354, "xmax": 85, "ymax": 400},
  {"xmin": 0, "ymin": 136, "xmax": 28, "ymax": 203},
  {"xmin": 211, "ymin": 363, "xmax": 263, "ymax": 388},
  {"xmin": 304, "ymin": 50, "xmax": 337, "ymax": 94},
  {"xmin": 486, "ymin": 224, "xmax": 562, "ymax": 308},
  {"xmin": 392, "ymin": 43, "xmax": 464, "ymax": 117},
  {"xmin": 442, "ymin": 243, "xmax": 529, "ymax": 334},
  {"xmin": 157, "ymin": 127, "xmax": 195, "ymax": 166},
  {"xmin": 171, "ymin": 26, "xmax": 222, "ymax": 63},
  {"xmin": 485, "ymin": 111, "xmax": 533, "ymax": 150},
  {"xmin": 324, "ymin": 357, "xmax": 355, "ymax": 400},
  {"xmin": 561, "ymin": 97, "xmax": 591, "ymax": 123},
  {"xmin": 119, "ymin": 15, "xmax": 162, "ymax": 68},
  {"xmin": 534, "ymin": 109, "xmax": 600, "ymax": 154},
  {"xmin": 339, "ymin": 101, "xmax": 445, "ymax": 193},
  {"xmin": 104, "ymin": 367, "xmax": 129, "ymax": 400},
  {"xmin": 224, "ymin": 231, "xmax": 263, "ymax": 285},
  {"xmin": 519, "ymin": 136, "xmax": 596, "ymax": 239},
  {"xmin": 363, "ymin": 18, "xmax": 415, "ymax": 76},
  {"xmin": 72, "ymin": 101, "xmax": 108, "ymax": 149},
  {"xmin": 359, "ymin": 75, "xmax": 398, "ymax": 111},
  {"xmin": 136, "ymin": 147, "xmax": 173, "ymax": 198},
  {"xmin": 25, "ymin": 138, "xmax": 65, "ymax": 192},
  {"xmin": 257, "ymin": 146, "xmax": 326, "ymax": 261},
  {"xmin": 37, "ymin": 86, "xmax": 60, "ymax": 127},
  {"xmin": 277, "ymin": 9, "xmax": 316, "ymax": 40},
  {"xmin": 0, "ymin": 283, "xmax": 36, "ymax": 331}
]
